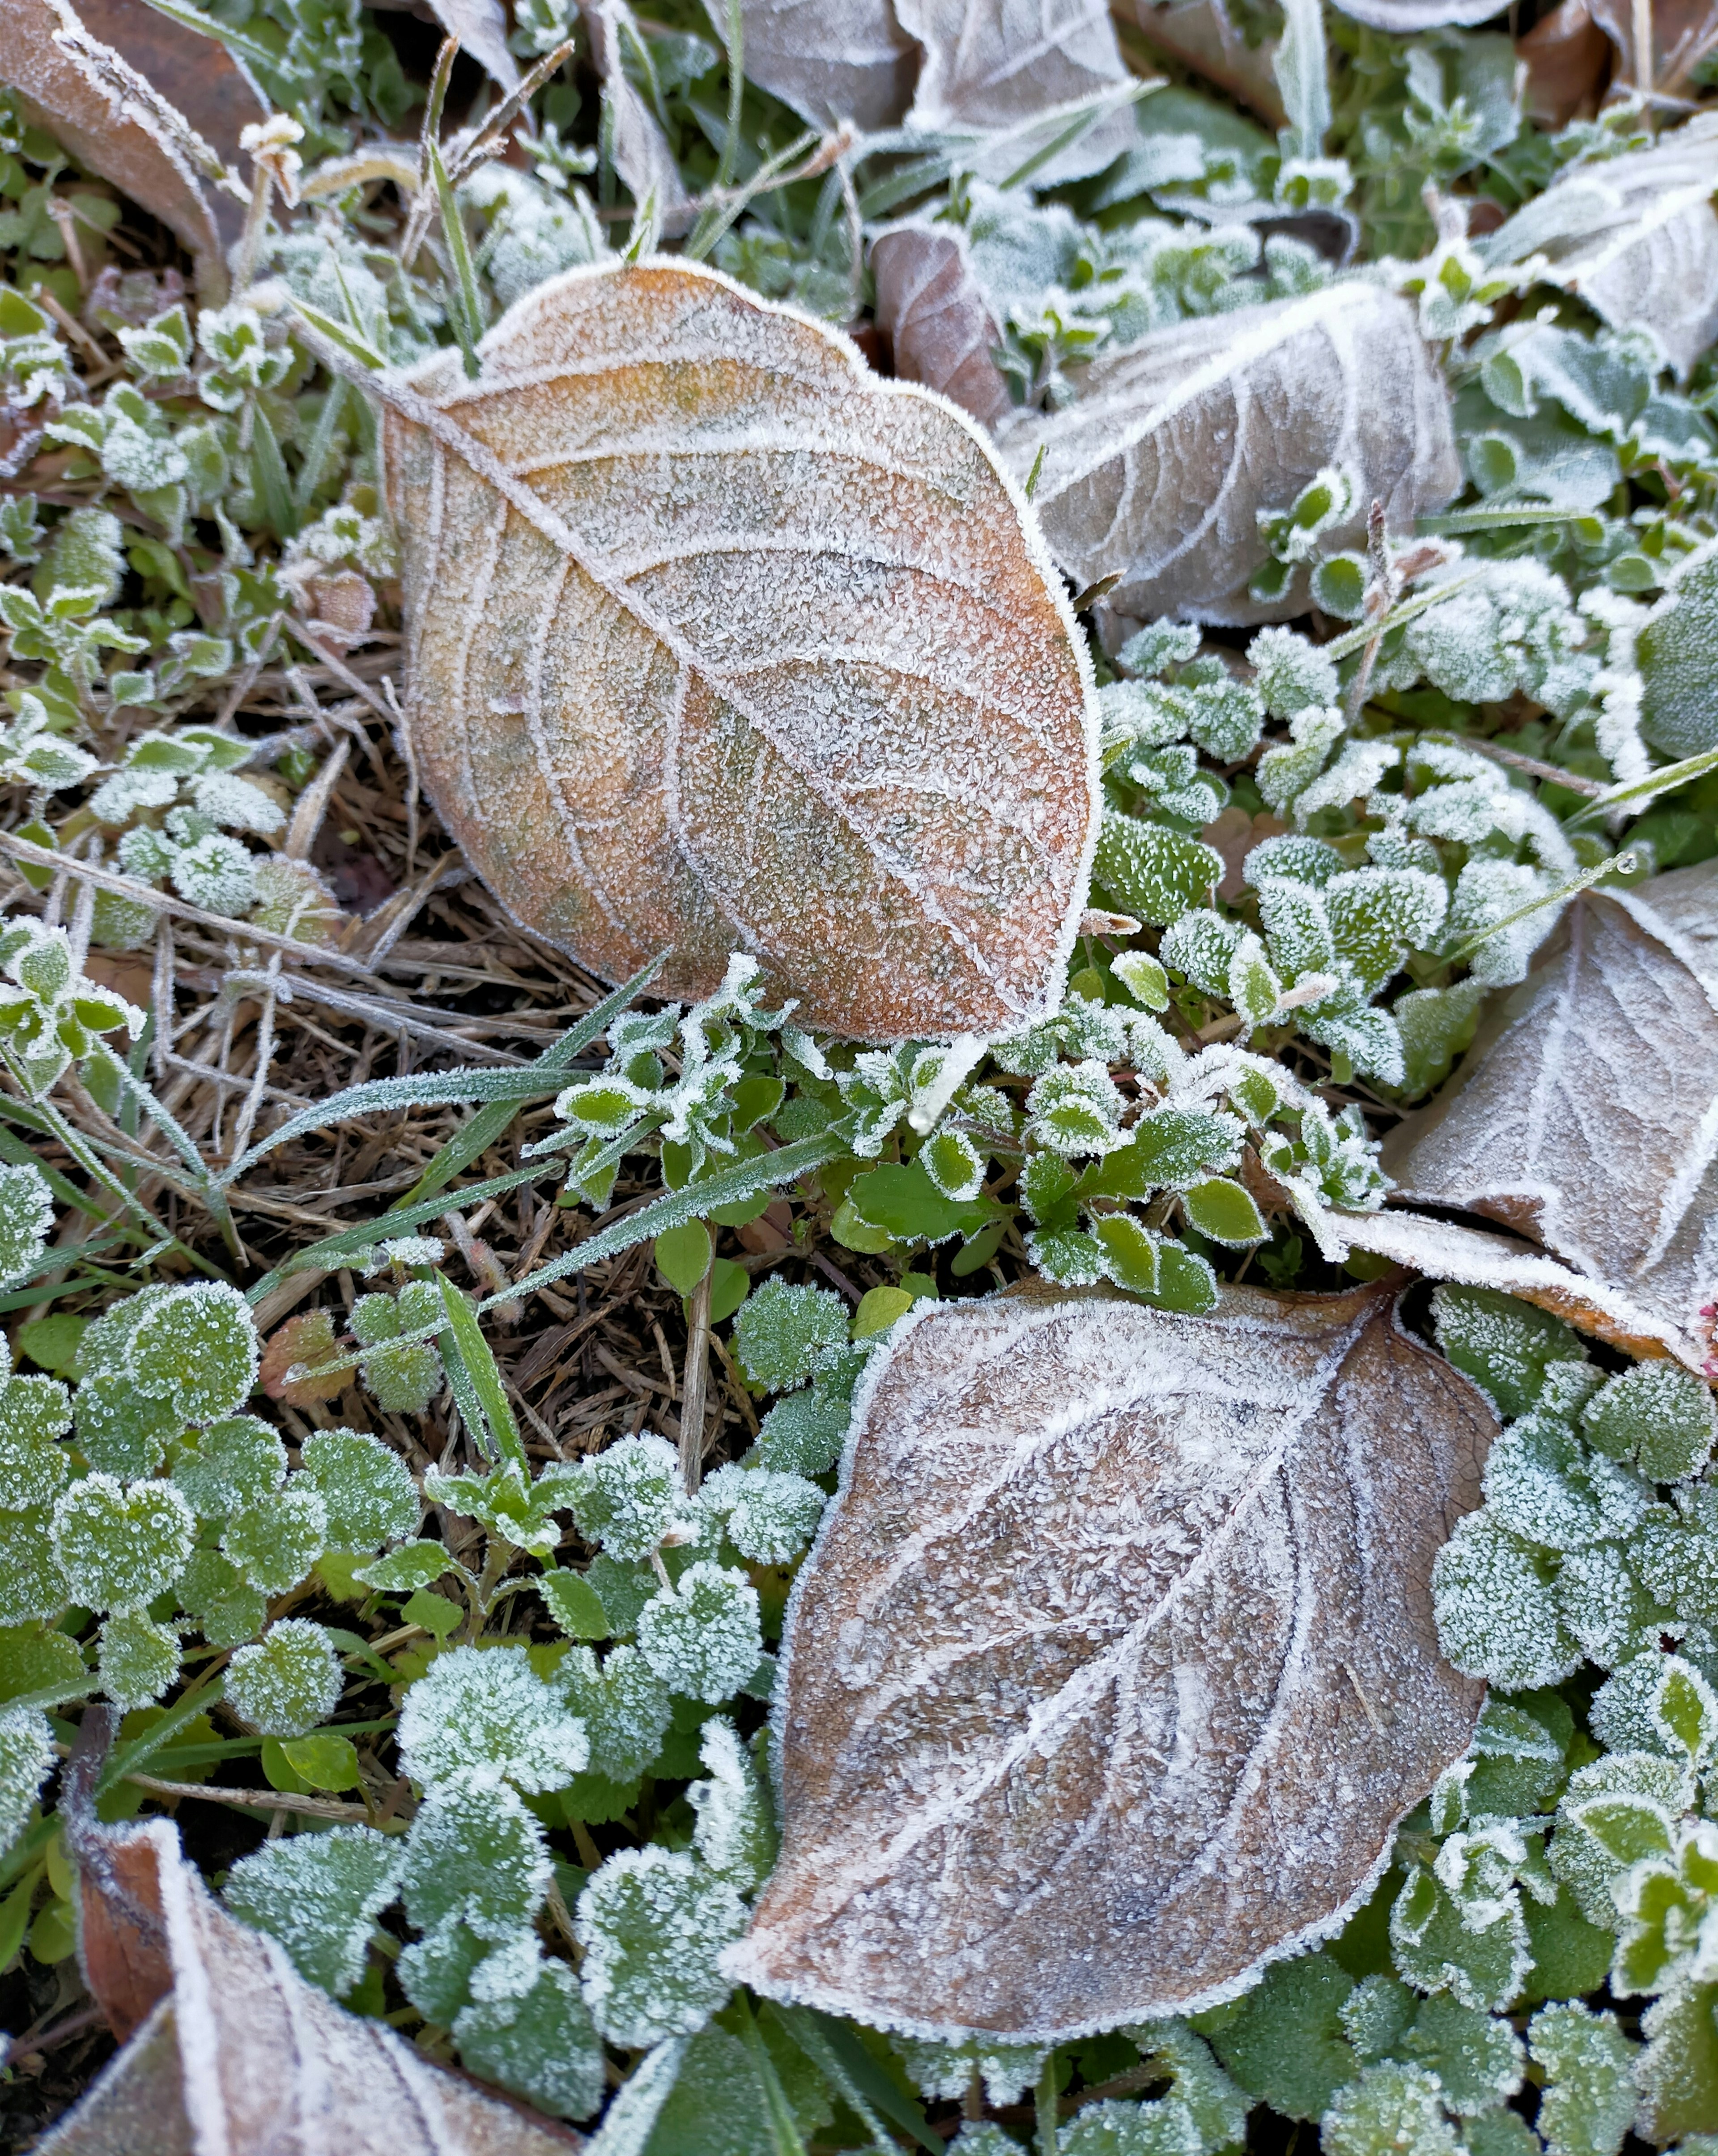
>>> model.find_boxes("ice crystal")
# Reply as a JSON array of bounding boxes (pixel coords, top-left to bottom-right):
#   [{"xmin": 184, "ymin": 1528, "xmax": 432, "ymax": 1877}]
[
  {"xmin": 897, "ymin": 2036, "xmax": 1048, "ymax": 2107},
  {"xmin": 400, "ymin": 1775, "xmax": 551, "ymax": 1943},
  {"xmin": 689, "ymin": 1718, "xmax": 774, "ymax": 1892},
  {"xmin": 225, "ymin": 1618, "xmax": 342, "ymax": 1737},
  {"xmin": 1612, "ymin": 1816, "xmax": 1718, "ymax": 1996},
  {"xmin": 1431, "ymin": 1287, "xmax": 1584, "ymax": 1421},
  {"xmin": 225, "ymin": 1825, "xmax": 405, "ymax": 1998},
  {"xmin": 51, "ymin": 1471, "xmax": 194, "ymax": 1613},
  {"xmin": 398, "ymin": 1918, "xmax": 490, "ymax": 2024},
  {"xmin": 1250, "ymin": 627, "xmax": 1340, "ymax": 718},
  {"xmin": 72, "ymin": 1378, "xmax": 180, "ymax": 1481},
  {"xmin": 97, "ymin": 1611, "xmax": 180, "ymax": 1709},
  {"xmin": 1321, "ymin": 2064, "xmax": 1456, "ymax": 2156},
  {"xmin": 0, "ymin": 1370, "xmax": 71, "ymax": 1510},
  {"xmin": 0, "ymin": 1703, "xmax": 54, "ymax": 1854},
  {"xmin": 554, "ymin": 1643, "xmax": 672, "ymax": 1782},
  {"xmin": 453, "ymin": 1956, "xmax": 606, "ymax": 2122},
  {"xmin": 697, "ymin": 1463, "xmax": 825, "ymax": 1564},
  {"xmin": 564, "ymin": 1433, "xmax": 682, "ymax": 1561},
  {"xmin": 1480, "ymin": 1410, "xmax": 1651, "ymax": 1550},
  {"xmin": 0, "ymin": 1506, "xmax": 65, "ymax": 1626},
  {"xmin": 635, "ymin": 1561, "xmax": 762, "ymax": 1704},
  {"xmin": 396, "ymin": 1643, "xmax": 588, "ymax": 1792},
  {"xmin": 298, "ymin": 1427, "xmax": 418, "ymax": 1550},
  {"xmin": 85, "ymin": 1281, "xmax": 259, "ymax": 1426},
  {"xmin": 1582, "ymin": 1361, "xmax": 1717, "ymax": 1483},
  {"xmin": 732, "ymin": 1279, "xmax": 849, "ymax": 1392},
  {"xmin": 0, "ymin": 1161, "xmax": 52, "ymax": 1288},
  {"xmin": 425, "ymin": 1459, "xmax": 575, "ymax": 1558},
  {"xmin": 1528, "ymin": 2005, "xmax": 1638, "ymax": 2156},
  {"xmin": 170, "ymin": 1416, "xmax": 287, "ymax": 1518},
  {"xmin": 351, "ymin": 1286, "xmax": 443, "ymax": 1414},
  {"xmin": 221, "ymin": 1481, "xmax": 328, "ymax": 1594},
  {"xmin": 574, "ymin": 1844, "xmax": 747, "ymax": 2044}
]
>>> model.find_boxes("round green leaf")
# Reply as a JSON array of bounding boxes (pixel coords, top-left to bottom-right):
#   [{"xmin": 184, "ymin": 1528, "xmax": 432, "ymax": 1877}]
[{"xmin": 655, "ymin": 1220, "xmax": 713, "ymax": 1296}]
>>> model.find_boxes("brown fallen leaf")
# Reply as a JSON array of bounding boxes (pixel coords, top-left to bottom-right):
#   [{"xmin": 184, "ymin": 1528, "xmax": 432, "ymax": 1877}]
[
  {"xmin": 1002, "ymin": 282, "xmax": 1459, "ymax": 628},
  {"xmin": 0, "ymin": 0, "xmax": 260, "ymax": 297},
  {"xmin": 896, "ymin": 0, "xmax": 1143, "ymax": 182},
  {"xmin": 376, "ymin": 259, "xmax": 1097, "ymax": 1043},
  {"xmin": 871, "ymin": 224, "xmax": 1012, "ymax": 428},
  {"xmin": 1375, "ymin": 859, "xmax": 1718, "ymax": 1375},
  {"xmin": 46, "ymin": 1731, "xmax": 578, "ymax": 2155},
  {"xmin": 1517, "ymin": 0, "xmax": 1612, "ymax": 131},
  {"xmin": 1109, "ymin": 0, "xmax": 1286, "ymax": 129},
  {"xmin": 739, "ymin": 0, "xmax": 920, "ymax": 131},
  {"xmin": 1479, "ymin": 113, "xmax": 1718, "ymax": 378},
  {"xmin": 426, "ymin": 0, "xmax": 521, "ymax": 89},
  {"xmin": 1586, "ymin": 0, "xmax": 1718, "ymax": 95},
  {"xmin": 731, "ymin": 1280, "xmax": 1494, "ymax": 2039}
]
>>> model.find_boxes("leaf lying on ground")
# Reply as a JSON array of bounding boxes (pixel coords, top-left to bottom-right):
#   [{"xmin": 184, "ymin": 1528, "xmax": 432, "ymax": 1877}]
[
  {"xmin": 426, "ymin": 0, "xmax": 521, "ymax": 89},
  {"xmin": 731, "ymin": 1281, "xmax": 1494, "ymax": 2039},
  {"xmin": 1001, "ymin": 283, "xmax": 1459, "ymax": 628},
  {"xmin": 1480, "ymin": 112, "xmax": 1718, "ymax": 378},
  {"xmin": 738, "ymin": 0, "xmax": 919, "ymax": 131},
  {"xmin": 1378, "ymin": 859, "xmax": 1718, "ymax": 1376},
  {"xmin": 1584, "ymin": 0, "xmax": 1718, "ymax": 98},
  {"xmin": 0, "ymin": 0, "xmax": 258, "ymax": 295},
  {"xmin": 1516, "ymin": 0, "xmax": 1614, "ymax": 132},
  {"xmin": 1110, "ymin": 0, "xmax": 1286, "ymax": 129},
  {"xmin": 871, "ymin": 224, "xmax": 1011, "ymax": 427},
  {"xmin": 42, "ymin": 1811, "xmax": 579, "ymax": 2154},
  {"xmin": 1322, "ymin": 0, "xmax": 1508, "ymax": 32},
  {"xmin": 378, "ymin": 259, "xmax": 1097, "ymax": 1043},
  {"xmin": 894, "ymin": 0, "xmax": 1144, "ymax": 182}
]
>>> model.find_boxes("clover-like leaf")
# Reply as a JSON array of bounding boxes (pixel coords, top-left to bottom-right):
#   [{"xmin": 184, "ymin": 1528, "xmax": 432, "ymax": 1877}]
[
  {"xmin": 731, "ymin": 1282, "xmax": 1495, "ymax": 2037},
  {"xmin": 380, "ymin": 260, "xmax": 1096, "ymax": 1042}
]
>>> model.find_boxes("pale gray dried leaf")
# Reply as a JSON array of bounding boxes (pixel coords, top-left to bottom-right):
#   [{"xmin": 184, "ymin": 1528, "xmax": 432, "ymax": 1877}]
[
  {"xmin": 1480, "ymin": 113, "xmax": 1718, "ymax": 377},
  {"xmin": 1002, "ymin": 282, "xmax": 1459, "ymax": 627},
  {"xmin": 379, "ymin": 259, "xmax": 1097, "ymax": 1042},
  {"xmin": 427, "ymin": 0, "xmax": 520, "ymax": 88},
  {"xmin": 1110, "ymin": 0, "xmax": 1285, "ymax": 128},
  {"xmin": 871, "ymin": 224, "xmax": 1011, "ymax": 427},
  {"xmin": 584, "ymin": 0, "xmax": 687, "ymax": 214},
  {"xmin": 1379, "ymin": 859, "xmax": 1718, "ymax": 1374},
  {"xmin": 38, "ymin": 1817, "xmax": 574, "ymax": 2155},
  {"xmin": 896, "ymin": 0, "xmax": 1143, "ymax": 181},
  {"xmin": 0, "ymin": 0, "xmax": 259, "ymax": 295},
  {"xmin": 1323, "ymin": 0, "xmax": 1504, "ymax": 30},
  {"xmin": 731, "ymin": 1281, "xmax": 1493, "ymax": 2040},
  {"xmin": 738, "ymin": 0, "xmax": 919, "ymax": 131}
]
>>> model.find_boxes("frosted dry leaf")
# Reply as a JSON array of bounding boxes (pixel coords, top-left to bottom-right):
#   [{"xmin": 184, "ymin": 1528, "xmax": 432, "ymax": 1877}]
[
  {"xmin": 37, "ymin": 1816, "xmax": 573, "ymax": 2155},
  {"xmin": 738, "ymin": 0, "xmax": 918, "ymax": 131},
  {"xmin": 380, "ymin": 259, "xmax": 1097, "ymax": 1042},
  {"xmin": 0, "ymin": 0, "xmax": 261, "ymax": 298},
  {"xmin": 1320, "ymin": 0, "xmax": 1504, "ymax": 28},
  {"xmin": 1480, "ymin": 113, "xmax": 1718, "ymax": 378},
  {"xmin": 872, "ymin": 225, "xmax": 1012, "ymax": 429},
  {"xmin": 893, "ymin": 0, "xmax": 1143, "ymax": 184},
  {"xmin": 731, "ymin": 1281, "xmax": 1495, "ymax": 2039},
  {"xmin": 1001, "ymin": 285, "xmax": 1459, "ymax": 628},
  {"xmin": 1376, "ymin": 859, "xmax": 1718, "ymax": 1374},
  {"xmin": 425, "ymin": 0, "xmax": 520, "ymax": 88},
  {"xmin": 583, "ymin": 0, "xmax": 687, "ymax": 217},
  {"xmin": 1108, "ymin": 0, "xmax": 1286, "ymax": 128}
]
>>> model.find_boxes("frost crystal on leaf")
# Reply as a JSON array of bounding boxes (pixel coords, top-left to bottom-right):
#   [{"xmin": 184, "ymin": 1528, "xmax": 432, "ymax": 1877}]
[
  {"xmin": 636, "ymin": 1562, "xmax": 762, "ymax": 1705},
  {"xmin": 0, "ymin": 1703, "xmax": 54, "ymax": 1855},
  {"xmin": 396, "ymin": 1643, "xmax": 589, "ymax": 1791},
  {"xmin": 299, "ymin": 1427, "xmax": 419, "ymax": 1550},
  {"xmin": 0, "ymin": 1161, "xmax": 52, "ymax": 1288},
  {"xmin": 171, "ymin": 1416, "xmax": 288, "ymax": 1518},
  {"xmin": 564, "ymin": 1433, "xmax": 683, "ymax": 1561},
  {"xmin": 225, "ymin": 1826, "xmax": 406, "ymax": 1999},
  {"xmin": 574, "ymin": 1844, "xmax": 747, "ymax": 2044},
  {"xmin": 51, "ymin": 1471, "xmax": 195, "ymax": 1613},
  {"xmin": 97, "ymin": 1611, "xmax": 180, "ymax": 1709},
  {"xmin": 221, "ymin": 1480, "xmax": 329, "ymax": 1594},
  {"xmin": 454, "ymin": 1956, "xmax": 607, "ymax": 2122},
  {"xmin": 689, "ymin": 1718, "xmax": 775, "ymax": 1892},
  {"xmin": 733, "ymin": 1279, "xmax": 850, "ymax": 1392},
  {"xmin": 1321, "ymin": 2064, "xmax": 1457, "ymax": 2156},
  {"xmin": 554, "ymin": 1643, "xmax": 672, "ymax": 1782},
  {"xmin": 697, "ymin": 1463, "xmax": 825, "ymax": 1565},
  {"xmin": 226, "ymin": 1619, "xmax": 342, "ymax": 1738},
  {"xmin": 1527, "ymin": 2004, "xmax": 1638, "ymax": 2156},
  {"xmin": 401, "ymin": 1775, "xmax": 552, "ymax": 1943}
]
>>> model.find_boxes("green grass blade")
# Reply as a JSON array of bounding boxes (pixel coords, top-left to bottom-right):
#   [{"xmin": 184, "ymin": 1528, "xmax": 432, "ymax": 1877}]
[
  {"xmin": 775, "ymin": 2006, "xmax": 941, "ymax": 2154},
  {"xmin": 436, "ymin": 1270, "xmax": 528, "ymax": 1472},
  {"xmin": 1563, "ymin": 742, "xmax": 1718, "ymax": 827},
  {"xmin": 227, "ymin": 1067, "xmax": 569, "ymax": 1184},
  {"xmin": 428, "ymin": 138, "xmax": 484, "ymax": 378}
]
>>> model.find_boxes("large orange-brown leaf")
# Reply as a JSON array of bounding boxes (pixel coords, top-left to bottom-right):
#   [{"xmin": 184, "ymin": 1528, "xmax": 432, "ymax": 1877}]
[
  {"xmin": 730, "ymin": 1281, "xmax": 1494, "ymax": 2038},
  {"xmin": 378, "ymin": 259, "xmax": 1098, "ymax": 1042},
  {"xmin": 0, "ymin": 0, "xmax": 261, "ymax": 296},
  {"xmin": 1372, "ymin": 859, "xmax": 1718, "ymax": 1376},
  {"xmin": 41, "ymin": 1812, "xmax": 579, "ymax": 2155}
]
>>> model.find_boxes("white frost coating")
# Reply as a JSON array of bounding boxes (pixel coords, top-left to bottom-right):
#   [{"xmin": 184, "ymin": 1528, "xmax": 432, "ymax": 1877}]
[
  {"xmin": 1001, "ymin": 283, "xmax": 1460, "ymax": 626},
  {"xmin": 734, "ymin": 1284, "xmax": 1495, "ymax": 2041},
  {"xmin": 380, "ymin": 256, "xmax": 1100, "ymax": 1046},
  {"xmin": 226, "ymin": 1619, "xmax": 343, "ymax": 1739},
  {"xmin": 395, "ymin": 1642, "xmax": 589, "ymax": 1791},
  {"xmin": 575, "ymin": 1845, "xmax": 748, "ymax": 2044},
  {"xmin": 1377, "ymin": 858, "xmax": 1718, "ymax": 1371}
]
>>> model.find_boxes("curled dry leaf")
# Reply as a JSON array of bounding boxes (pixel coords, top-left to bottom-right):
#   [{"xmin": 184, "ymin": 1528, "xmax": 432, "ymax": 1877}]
[
  {"xmin": 731, "ymin": 1281, "xmax": 1494, "ymax": 2039},
  {"xmin": 378, "ymin": 259, "xmax": 1097, "ymax": 1042},
  {"xmin": 40, "ymin": 1813, "xmax": 577, "ymax": 2154},
  {"xmin": 1001, "ymin": 282, "xmax": 1459, "ymax": 627},
  {"xmin": 583, "ymin": 0, "xmax": 687, "ymax": 216},
  {"xmin": 739, "ymin": 0, "xmax": 920, "ymax": 131},
  {"xmin": 1585, "ymin": 0, "xmax": 1718, "ymax": 98},
  {"xmin": 1110, "ymin": 0, "xmax": 1285, "ymax": 127},
  {"xmin": 0, "ymin": 0, "xmax": 261, "ymax": 296},
  {"xmin": 1480, "ymin": 113, "xmax": 1718, "ymax": 378},
  {"xmin": 1376, "ymin": 859, "xmax": 1718, "ymax": 1375},
  {"xmin": 871, "ymin": 224, "xmax": 1011, "ymax": 428},
  {"xmin": 426, "ymin": 0, "xmax": 521, "ymax": 89},
  {"xmin": 1517, "ymin": 0, "xmax": 1613, "ymax": 132}
]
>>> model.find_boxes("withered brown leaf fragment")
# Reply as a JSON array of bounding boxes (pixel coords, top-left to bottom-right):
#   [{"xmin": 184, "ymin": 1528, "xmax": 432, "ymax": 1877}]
[
  {"xmin": 380, "ymin": 259, "xmax": 1097, "ymax": 1042},
  {"xmin": 0, "ymin": 0, "xmax": 260, "ymax": 296},
  {"xmin": 1379, "ymin": 859, "xmax": 1718, "ymax": 1374},
  {"xmin": 871, "ymin": 225, "xmax": 1011, "ymax": 428},
  {"xmin": 1001, "ymin": 282, "xmax": 1459, "ymax": 628},
  {"xmin": 739, "ymin": 0, "xmax": 920, "ymax": 131},
  {"xmin": 731, "ymin": 1282, "xmax": 1494, "ymax": 2039},
  {"xmin": 41, "ymin": 1813, "xmax": 578, "ymax": 2156}
]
